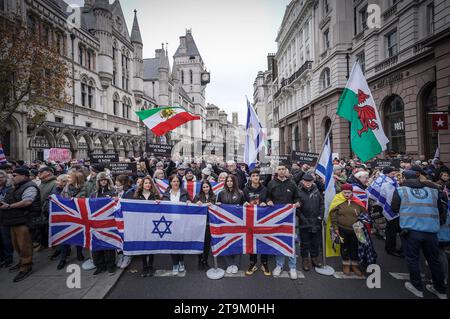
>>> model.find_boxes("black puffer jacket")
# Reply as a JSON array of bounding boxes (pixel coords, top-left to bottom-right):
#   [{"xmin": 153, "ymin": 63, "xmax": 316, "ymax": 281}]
[
  {"xmin": 1, "ymin": 180, "xmax": 41, "ymax": 226},
  {"xmin": 267, "ymin": 177, "xmax": 300, "ymax": 204},
  {"xmin": 297, "ymin": 183, "xmax": 324, "ymax": 232}
]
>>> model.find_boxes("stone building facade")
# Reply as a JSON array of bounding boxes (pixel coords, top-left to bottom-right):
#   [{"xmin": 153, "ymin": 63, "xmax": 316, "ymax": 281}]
[
  {"xmin": 1, "ymin": 0, "xmax": 210, "ymax": 162},
  {"xmin": 264, "ymin": 0, "xmax": 450, "ymax": 163}
]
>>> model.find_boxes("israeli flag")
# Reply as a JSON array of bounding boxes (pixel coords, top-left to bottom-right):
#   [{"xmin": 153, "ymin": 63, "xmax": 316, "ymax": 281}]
[
  {"xmin": 244, "ymin": 99, "xmax": 265, "ymax": 171},
  {"xmin": 120, "ymin": 200, "xmax": 207, "ymax": 255},
  {"xmin": 315, "ymin": 136, "xmax": 336, "ymax": 220}
]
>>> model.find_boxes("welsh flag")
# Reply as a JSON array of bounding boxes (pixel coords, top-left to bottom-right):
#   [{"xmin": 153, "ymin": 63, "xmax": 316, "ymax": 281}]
[
  {"xmin": 337, "ymin": 63, "xmax": 389, "ymax": 162},
  {"xmin": 136, "ymin": 107, "xmax": 200, "ymax": 136}
]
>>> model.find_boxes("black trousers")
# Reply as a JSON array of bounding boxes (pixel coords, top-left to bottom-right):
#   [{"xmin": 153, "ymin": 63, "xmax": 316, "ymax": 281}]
[
  {"xmin": 142, "ymin": 255, "xmax": 154, "ymax": 271},
  {"xmin": 249, "ymin": 254, "xmax": 268, "ymax": 264},
  {"xmin": 92, "ymin": 250, "xmax": 115, "ymax": 270},
  {"xmin": 299, "ymin": 228, "xmax": 321, "ymax": 258},
  {"xmin": 171, "ymin": 254, "xmax": 184, "ymax": 265},
  {"xmin": 339, "ymin": 228, "xmax": 359, "ymax": 263},
  {"xmin": 385, "ymin": 218, "xmax": 401, "ymax": 252},
  {"xmin": 199, "ymin": 223, "xmax": 211, "ymax": 262}
]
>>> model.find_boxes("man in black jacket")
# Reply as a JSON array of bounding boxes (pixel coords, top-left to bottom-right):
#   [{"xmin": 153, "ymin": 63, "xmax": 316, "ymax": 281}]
[
  {"xmin": 243, "ymin": 170, "xmax": 271, "ymax": 276},
  {"xmin": 0, "ymin": 168, "xmax": 41, "ymax": 283},
  {"xmin": 267, "ymin": 165, "xmax": 301, "ymax": 279},
  {"xmin": 227, "ymin": 160, "xmax": 246, "ymax": 190},
  {"xmin": 297, "ymin": 173, "xmax": 324, "ymax": 271}
]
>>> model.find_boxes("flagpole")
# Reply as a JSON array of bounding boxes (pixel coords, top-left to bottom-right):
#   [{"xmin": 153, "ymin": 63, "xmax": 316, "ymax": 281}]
[{"xmin": 314, "ymin": 113, "xmax": 337, "ymax": 276}]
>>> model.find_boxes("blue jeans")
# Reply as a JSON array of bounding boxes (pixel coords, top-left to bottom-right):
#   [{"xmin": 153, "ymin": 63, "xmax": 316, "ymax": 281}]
[
  {"xmin": 0, "ymin": 226, "xmax": 13, "ymax": 263},
  {"xmin": 275, "ymin": 255, "xmax": 296, "ymax": 269},
  {"xmin": 401, "ymin": 230, "xmax": 446, "ymax": 294}
]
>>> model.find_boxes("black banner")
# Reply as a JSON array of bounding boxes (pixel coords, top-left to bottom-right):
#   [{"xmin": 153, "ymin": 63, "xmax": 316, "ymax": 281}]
[
  {"xmin": 109, "ymin": 162, "xmax": 138, "ymax": 176},
  {"xmin": 291, "ymin": 151, "xmax": 319, "ymax": 165},
  {"xmin": 373, "ymin": 159, "xmax": 401, "ymax": 169},
  {"xmin": 262, "ymin": 155, "xmax": 291, "ymax": 166},
  {"xmin": 90, "ymin": 154, "xmax": 119, "ymax": 164},
  {"xmin": 146, "ymin": 143, "xmax": 173, "ymax": 157}
]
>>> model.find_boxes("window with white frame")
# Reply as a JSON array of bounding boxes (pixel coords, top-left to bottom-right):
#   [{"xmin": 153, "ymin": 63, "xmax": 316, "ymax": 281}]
[
  {"xmin": 385, "ymin": 30, "xmax": 398, "ymax": 57},
  {"xmin": 320, "ymin": 68, "xmax": 331, "ymax": 90},
  {"xmin": 323, "ymin": 29, "xmax": 330, "ymax": 50},
  {"xmin": 356, "ymin": 51, "xmax": 365, "ymax": 74}
]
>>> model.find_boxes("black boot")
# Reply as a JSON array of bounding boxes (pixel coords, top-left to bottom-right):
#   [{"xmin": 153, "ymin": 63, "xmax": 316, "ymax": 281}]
[{"xmin": 57, "ymin": 260, "xmax": 67, "ymax": 270}]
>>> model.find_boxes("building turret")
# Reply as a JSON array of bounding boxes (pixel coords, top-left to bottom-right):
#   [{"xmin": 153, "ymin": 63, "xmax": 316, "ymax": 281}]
[
  {"xmin": 158, "ymin": 44, "xmax": 170, "ymax": 106},
  {"xmin": 92, "ymin": 0, "xmax": 113, "ymax": 88},
  {"xmin": 131, "ymin": 10, "xmax": 144, "ymax": 97}
]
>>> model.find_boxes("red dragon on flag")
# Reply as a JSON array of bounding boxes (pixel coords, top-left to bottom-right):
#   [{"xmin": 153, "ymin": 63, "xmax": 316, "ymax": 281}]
[{"xmin": 354, "ymin": 89, "xmax": 379, "ymax": 136}]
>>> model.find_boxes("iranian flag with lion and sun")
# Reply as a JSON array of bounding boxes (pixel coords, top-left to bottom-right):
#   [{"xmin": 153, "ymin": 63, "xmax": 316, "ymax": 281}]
[
  {"xmin": 337, "ymin": 63, "xmax": 389, "ymax": 162},
  {"xmin": 136, "ymin": 107, "xmax": 200, "ymax": 136}
]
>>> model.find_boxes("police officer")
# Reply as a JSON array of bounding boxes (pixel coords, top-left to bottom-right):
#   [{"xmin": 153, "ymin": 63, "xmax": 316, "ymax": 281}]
[
  {"xmin": 391, "ymin": 169, "xmax": 448, "ymax": 299},
  {"xmin": 0, "ymin": 168, "xmax": 41, "ymax": 283}
]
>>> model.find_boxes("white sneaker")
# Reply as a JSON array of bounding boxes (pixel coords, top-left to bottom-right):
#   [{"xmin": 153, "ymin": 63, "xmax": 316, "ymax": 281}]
[
  {"xmin": 426, "ymin": 284, "xmax": 448, "ymax": 299},
  {"xmin": 290, "ymin": 268, "xmax": 298, "ymax": 280},
  {"xmin": 231, "ymin": 265, "xmax": 238, "ymax": 274},
  {"xmin": 172, "ymin": 265, "xmax": 179, "ymax": 276},
  {"xmin": 82, "ymin": 258, "xmax": 96, "ymax": 271},
  {"xmin": 116, "ymin": 254, "xmax": 124, "ymax": 267},
  {"xmin": 405, "ymin": 282, "xmax": 424, "ymax": 298},
  {"xmin": 273, "ymin": 266, "xmax": 282, "ymax": 277},
  {"xmin": 226, "ymin": 266, "xmax": 234, "ymax": 274},
  {"xmin": 120, "ymin": 256, "xmax": 132, "ymax": 269},
  {"xmin": 179, "ymin": 262, "xmax": 185, "ymax": 273}
]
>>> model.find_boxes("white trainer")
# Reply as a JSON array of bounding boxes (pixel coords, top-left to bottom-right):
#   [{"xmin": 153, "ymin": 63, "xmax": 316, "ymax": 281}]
[
  {"xmin": 226, "ymin": 266, "xmax": 234, "ymax": 274},
  {"xmin": 426, "ymin": 284, "xmax": 448, "ymax": 299},
  {"xmin": 273, "ymin": 266, "xmax": 282, "ymax": 277},
  {"xmin": 290, "ymin": 268, "xmax": 298, "ymax": 280},
  {"xmin": 405, "ymin": 282, "xmax": 424, "ymax": 298},
  {"xmin": 116, "ymin": 254, "xmax": 124, "ymax": 267},
  {"xmin": 120, "ymin": 256, "xmax": 132, "ymax": 269},
  {"xmin": 179, "ymin": 262, "xmax": 185, "ymax": 273},
  {"xmin": 172, "ymin": 265, "xmax": 179, "ymax": 276},
  {"xmin": 231, "ymin": 265, "xmax": 238, "ymax": 274},
  {"xmin": 82, "ymin": 258, "xmax": 96, "ymax": 271}
]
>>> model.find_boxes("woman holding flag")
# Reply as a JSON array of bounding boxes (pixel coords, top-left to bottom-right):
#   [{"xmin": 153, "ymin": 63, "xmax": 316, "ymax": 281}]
[
  {"xmin": 132, "ymin": 176, "xmax": 161, "ymax": 277},
  {"xmin": 162, "ymin": 174, "xmax": 191, "ymax": 275},
  {"xmin": 194, "ymin": 180, "xmax": 216, "ymax": 270},
  {"xmin": 329, "ymin": 183, "xmax": 369, "ymax": 277}
]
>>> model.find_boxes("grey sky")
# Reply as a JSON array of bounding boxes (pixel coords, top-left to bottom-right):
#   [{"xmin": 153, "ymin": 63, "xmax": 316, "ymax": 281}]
[{"xmin": 71, "ymin": 0, "xmax": 291, "ymax": 124}]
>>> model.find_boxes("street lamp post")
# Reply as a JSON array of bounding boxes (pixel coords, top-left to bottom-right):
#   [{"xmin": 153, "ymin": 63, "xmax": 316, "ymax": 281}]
[{"xmin": 71, "ymin": 32, "xmax": 76, "ymax": 126}]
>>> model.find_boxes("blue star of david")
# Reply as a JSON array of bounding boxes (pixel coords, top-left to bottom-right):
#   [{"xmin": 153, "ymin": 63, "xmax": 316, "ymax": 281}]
[
  {"xmin": 152, "ymin": 216, "xmax": 173, "ymax": 238},
  {"xmin": 374, "ymin": 175, "xmax": 388, "ymax": 188}
]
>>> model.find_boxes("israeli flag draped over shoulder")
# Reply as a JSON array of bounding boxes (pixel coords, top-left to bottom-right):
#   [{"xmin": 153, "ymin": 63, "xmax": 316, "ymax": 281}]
[
  {"xmin": 244, "ymin": 98, "xmax": 265, "ymax": 171},
  {"xmin": 367, "ymin": 174, "xmax": 399, "ymax": 221},
  {"xmin": 119, "ymin": 199, "xmax": 208, "ymax": 255}
]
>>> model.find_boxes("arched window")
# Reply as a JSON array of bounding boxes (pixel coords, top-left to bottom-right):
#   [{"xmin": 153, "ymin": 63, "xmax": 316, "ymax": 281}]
[
  {"xmin": 384, "ymin": 95, "xmax": 406, "ymax": 154},
  {"xmin": 320, "ymin": 68, "xmax": 331, "ymax": 90},
  {"xmin": 88, "ymin": 80, "xmax": 95, "ymax": 108},
  {"xmin": 81, "ymin": 78, "xmax": 87, "ymax": 106},
  {"xmin": 79, "ymin": 44, "xmax": 84, "ymax": 66},
  {"xmin": 113, "ymin": 93, "xmax": 119, "ymax": 116},
  {"xmin": 181, "ymin": 70, "xmax": 185, "ymax": 85},
  {"xmin": 122, "ymin": 97, "xmax": 127, "ymax": 118},
  {"xmin": 190, "ymin": 70, "xmax": 193, "ymax": 84},
  {"xmin": 422, "ymin": 85, "xmax": 438, "ymax": 158}
]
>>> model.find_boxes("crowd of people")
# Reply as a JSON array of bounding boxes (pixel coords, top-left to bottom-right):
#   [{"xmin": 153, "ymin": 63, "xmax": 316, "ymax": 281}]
[{"xmin": 0, "ymin": 155, "xmax": 448, "ymax": 299}]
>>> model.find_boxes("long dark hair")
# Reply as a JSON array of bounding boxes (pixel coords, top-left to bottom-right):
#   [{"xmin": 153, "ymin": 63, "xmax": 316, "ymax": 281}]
[
  {"xmin": 224, "ymin": 175, "xmax": 240, "ymax": 195},
  {"xmin": 134, "ymin": 176, "xmax": 159, "ymax": 199},
  {"xmin": 199, "ymin": 180, "xmax": 215, "ymax": 201}
]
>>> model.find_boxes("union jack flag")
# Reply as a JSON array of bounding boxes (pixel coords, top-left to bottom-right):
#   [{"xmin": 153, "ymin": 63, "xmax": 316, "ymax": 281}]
[
  {"xmin": 208, "ymin": 204, "xmax": 295, "ymax": 257},
  {"xmin": 0, "ymin": 144, "xmax": 7, "ymax": 164},
  {"xmin": 352, "ymin": 184, "xmax": 368, "ymax": 208},
  {"xmin": 49, "ymin": 195, "xmax": 123, "ymax": 251},
  {"xmin": 184, "ymin": 180, "xmax": 224, "ymax": 200},
  {"xmin": 154, "ymin": 179, "xmax": 169, "ymax": 196}
]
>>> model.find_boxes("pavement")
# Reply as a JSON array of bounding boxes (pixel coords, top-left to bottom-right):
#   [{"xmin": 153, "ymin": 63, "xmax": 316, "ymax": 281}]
[
  {"xmin": 107, "ymin": 237, "xmax": 450, "ymax": 299},
  {"xmin": 0, "ymin": 247, "xmax": 124, "ymax": 299}
]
